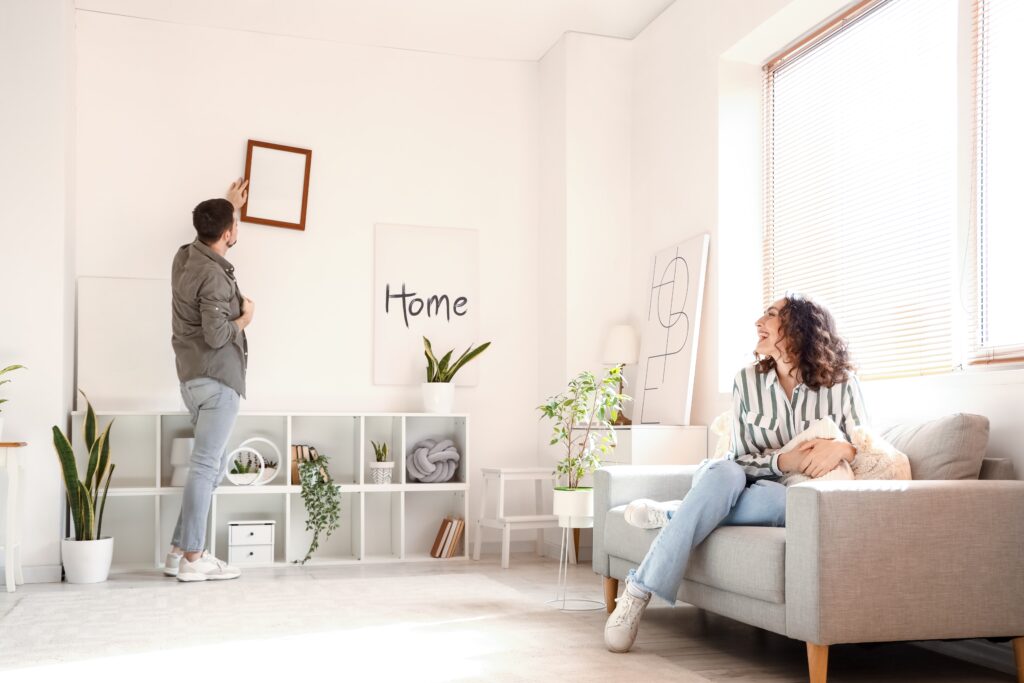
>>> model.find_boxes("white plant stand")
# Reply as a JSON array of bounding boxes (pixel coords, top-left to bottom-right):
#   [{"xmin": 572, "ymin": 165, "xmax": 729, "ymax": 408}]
[
  {"xmin": 0, "ymin": 442, "xmax": 26, "ymax": 592},
  {"xmin": 69, "ymin": 411, "xmax": 470, "ymax": 570}
]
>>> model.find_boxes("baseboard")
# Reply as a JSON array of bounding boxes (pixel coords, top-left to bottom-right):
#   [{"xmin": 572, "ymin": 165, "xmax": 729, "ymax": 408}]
[
  {"xmin": 915, "ymin": 639, "xmax": 1016, "ymax": 676},
  {"xmin": 1, "ymin": 564, "xmax": 63, "ymax": 584}
]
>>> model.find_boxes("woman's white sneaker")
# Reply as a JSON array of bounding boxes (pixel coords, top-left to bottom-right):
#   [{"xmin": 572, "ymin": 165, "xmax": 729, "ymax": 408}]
[
  {"xmin": 624, "ymin": 498, "xmax": 679, "ymax": 529},
  {"xmin": 604, "ymin": 582, "xmax": 652, "ymax": 653},
  {"xmin": 163, "ymin": 551, "xmax": 183, "ymax": 576},
  {"xmin": 177, "ymin": 551, "xmax": 241, "ymax": 582}
]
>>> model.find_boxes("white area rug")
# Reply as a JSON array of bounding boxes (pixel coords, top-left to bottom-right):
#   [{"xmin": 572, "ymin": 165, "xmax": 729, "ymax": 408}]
[{"xmin": 0, "ymin": 572, "xmax": 709, "ymax": 682}]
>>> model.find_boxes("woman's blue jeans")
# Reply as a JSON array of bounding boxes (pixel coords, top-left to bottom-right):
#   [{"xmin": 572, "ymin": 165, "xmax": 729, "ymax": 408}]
[
  {"xmin": 628, "ymin": 459, "xmax": 787, "ymax": 604},
  {"xmin": 171, "ymin": 377, "xmax": 240, "ymax": 553}
]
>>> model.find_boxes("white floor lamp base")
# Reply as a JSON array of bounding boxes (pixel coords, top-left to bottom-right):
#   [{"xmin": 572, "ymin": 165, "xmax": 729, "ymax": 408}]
[{"xmin": 545, "ymin": 525, "xmax": 603, "ymax": 612}]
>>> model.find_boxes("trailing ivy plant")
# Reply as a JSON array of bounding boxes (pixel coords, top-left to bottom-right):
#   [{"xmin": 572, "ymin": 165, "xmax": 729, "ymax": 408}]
[{"xmin": 296, "ymin": 448, "xmax": 341, "ymax": 565}]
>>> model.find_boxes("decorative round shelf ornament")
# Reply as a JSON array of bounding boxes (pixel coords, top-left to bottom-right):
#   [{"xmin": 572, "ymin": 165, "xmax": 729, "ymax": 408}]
[{"xmin": 224, "ymin": 437, "xmax": 282, "ymax": 486}]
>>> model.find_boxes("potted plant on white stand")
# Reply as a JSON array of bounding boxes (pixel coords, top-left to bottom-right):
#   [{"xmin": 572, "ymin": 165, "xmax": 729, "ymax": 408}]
[
  {"xmin": 0, "ymin": 364, "xmax": 26, "ymax": 441},
  {"xmin": 52, "ymin": 392, "xmax": 116, "ymax": 584},
  {"xmin": 421, "ymin": 337, "xmax": 491, "ymax": 414},
  {"xmin": 368, "ymin": 440, "xmax": 394, "ymax": 484},
  {"xmin": 538, "ymin": 365, "xmax": 630, "ymax": 526}
]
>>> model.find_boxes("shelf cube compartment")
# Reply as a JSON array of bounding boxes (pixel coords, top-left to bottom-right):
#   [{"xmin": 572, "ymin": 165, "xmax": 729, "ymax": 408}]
[
  {"xmin": 287, "ymin": 490, "xmax": 359, "ymax": 563},
  {"xmin": 364, "ymin": 416, "xmax": 403, "ymax": 485},
  {"xmin": 213, "ymin": 492, "xmax": 286, "ymax": 563},
  {"xmin": 72, "ymin": 413, "xmax": 158, "ymax": 488},
  {"xmin": 403, "ymin": 415, "xmax": 467, "ymax": 485},
  {"xmin": 290, "ymin": 416, "xmax": 360, "ymax": 486},
  {"xmin": 404, "ymin": 490, "xmax": 467, "ymax": 560},
  {"xmin": 94, "ymin": 494, "xmax": 157, "ymax": 570},
  {"xmin": 363, "ymin": 491, "xmax": 402, "ymax": 561}
]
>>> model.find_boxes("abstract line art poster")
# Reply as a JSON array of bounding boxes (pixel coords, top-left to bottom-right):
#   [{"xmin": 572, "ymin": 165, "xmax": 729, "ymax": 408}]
[{"xmin": 636, "ymin": 234, "xmax": 710, "ymax": 425}]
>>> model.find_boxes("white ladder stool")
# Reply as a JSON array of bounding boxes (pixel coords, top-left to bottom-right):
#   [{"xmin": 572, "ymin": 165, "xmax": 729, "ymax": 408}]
[
  {"xmin": 473, "ymin": 467, "xmax": 563, "ymax": 569},
  {"xmin": 1, "ymin": 442, "xmax": 26, "ymax": 593}
]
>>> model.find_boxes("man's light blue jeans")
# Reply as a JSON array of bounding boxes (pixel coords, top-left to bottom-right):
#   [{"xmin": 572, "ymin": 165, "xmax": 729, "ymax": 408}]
[
  {"xmin": 171, "ymin": 377, "xmax": 240, "ymax": 553},
  {"xmin": 628, "ymin": 458, "xmax": 787, "ymax": 604}
]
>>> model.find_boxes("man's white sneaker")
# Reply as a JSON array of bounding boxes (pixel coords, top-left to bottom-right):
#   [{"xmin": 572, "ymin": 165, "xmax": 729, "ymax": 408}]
[
  {"xmin": 163, "ymin": 551, "xmax": 183, "ymax": 576},
  {"xmin": 604, "ymin": 583, "xmax": 652, "ymax": 653},
  {"xmin": 624, "ymin": 498, "xmax": 679, "ymax": 530},
  {"xmin": 176, "ymin": 551, "xmax": 241, "ymax": 582}
]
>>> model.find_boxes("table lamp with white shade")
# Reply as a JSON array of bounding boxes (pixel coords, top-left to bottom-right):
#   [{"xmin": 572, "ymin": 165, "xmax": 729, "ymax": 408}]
[
  {"xmin": 169, "ymin": 437, "xmax": 194, "ymax": 486},
  {"xmin": 602, "ymin": 324, "xmax": 639, "ymax": 426}
]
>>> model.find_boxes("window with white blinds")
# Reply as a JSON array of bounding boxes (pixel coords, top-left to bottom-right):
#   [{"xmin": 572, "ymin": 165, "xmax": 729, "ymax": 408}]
[
  {"xmin": 969, "ymin": 0, "xmax": 1024, "ymax": 364},
  {"xmin": 763, "ymin": 0, "xmax": 959, "ymax": 380}
]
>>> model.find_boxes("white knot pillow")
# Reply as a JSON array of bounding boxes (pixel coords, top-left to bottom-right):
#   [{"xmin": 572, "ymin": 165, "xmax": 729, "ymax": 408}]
[{"xmin": 406, "ymin": 438, "xmax": 461, "ymax": 483}]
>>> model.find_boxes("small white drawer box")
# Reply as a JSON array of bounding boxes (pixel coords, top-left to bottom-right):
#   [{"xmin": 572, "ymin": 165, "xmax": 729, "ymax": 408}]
[
  {"xmin": 228, "ymin": 544, "xmax": 273, "ymax": 565},
  {"xmin": 229, "ymin": 521, "xmax": 274, "ymax": 546},
  {"xmin": 227, "ymin": 520, "xmax": 275, "ymax": 565}
]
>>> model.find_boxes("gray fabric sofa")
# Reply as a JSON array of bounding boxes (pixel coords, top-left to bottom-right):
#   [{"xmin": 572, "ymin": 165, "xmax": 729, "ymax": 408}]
[{"xmin": 593, "ymin": 414, "xmax": 1024, "ymax": 683}]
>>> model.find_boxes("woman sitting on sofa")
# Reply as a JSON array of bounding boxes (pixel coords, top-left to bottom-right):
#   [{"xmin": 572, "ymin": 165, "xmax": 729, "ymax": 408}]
[{"xmin": 605, "ymin": 292, "xmax": 869, "ymax": 653}]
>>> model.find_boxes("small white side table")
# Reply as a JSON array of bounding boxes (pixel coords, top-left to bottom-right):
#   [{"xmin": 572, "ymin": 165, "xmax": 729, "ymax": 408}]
[
  {"xmin": 0, "ymin": 442, "xmax": 26, "ymax": 593},
  {"xmin": 473, "ymin": 467, "xmax": 561, "ymax": 569}
]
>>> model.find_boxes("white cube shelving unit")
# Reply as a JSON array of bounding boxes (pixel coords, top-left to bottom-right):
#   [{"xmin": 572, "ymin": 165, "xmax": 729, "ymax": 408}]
[{"xmin": 69, "ymin": 411, "xmax": 470, "ymax": 571}]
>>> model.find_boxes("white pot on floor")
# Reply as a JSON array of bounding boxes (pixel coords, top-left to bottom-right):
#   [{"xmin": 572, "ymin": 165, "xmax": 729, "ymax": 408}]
[
  {"xmin": 553, "ymin": 488, "xmax": 594, "ymax": 529},
  {"xmin": 61, "ymin": 537, "xmax": 113, "ymax": 584},
  {"xmin": 421, "ymin": 382, "xmax": 455, "ymax": 414}
]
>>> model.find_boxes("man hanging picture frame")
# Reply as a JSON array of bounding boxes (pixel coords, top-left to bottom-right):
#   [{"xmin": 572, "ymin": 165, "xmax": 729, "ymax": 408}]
[{"xmin": 241, "ymin": 139, "xmax": 312, "ymax": 231}]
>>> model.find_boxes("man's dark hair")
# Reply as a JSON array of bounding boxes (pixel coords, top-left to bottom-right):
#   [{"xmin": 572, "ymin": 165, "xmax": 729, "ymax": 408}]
[{"xmin": 192, "ymin": 198, "xmax": 235, "ymax": 245}]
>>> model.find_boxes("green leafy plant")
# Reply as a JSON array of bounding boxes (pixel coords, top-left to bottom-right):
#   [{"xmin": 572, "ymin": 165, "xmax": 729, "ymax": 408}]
[
  {"xmin": 296, "ymin": 447, "xmax": 341, "ymax": 564},
  {"xmin": 538, "ymin": 365, "xmax": 631, "ymax": 490},
  {"xmin": 370, "ymin": 440, "xmax": 389, "ymax": 463},
  {"xmin": 52, "ymin": 391, "xmax": 116, "ymax": 541},
  {"xmin": 0, "ymin": 364, "xmax": 26, "ymax": 414},
  {"xmin": 229, "ymin": 453, "xmax": 277, "ymax": 474},
  {"xmin": 423, "ymin": 337, "xmax": 491, "ymax": 383}
]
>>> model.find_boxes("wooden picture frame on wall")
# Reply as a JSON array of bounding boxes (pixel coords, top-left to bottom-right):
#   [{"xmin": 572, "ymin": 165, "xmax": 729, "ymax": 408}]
[{"xmin": 241, "ymin": 139, "xmax": 312, "ymax": 231}]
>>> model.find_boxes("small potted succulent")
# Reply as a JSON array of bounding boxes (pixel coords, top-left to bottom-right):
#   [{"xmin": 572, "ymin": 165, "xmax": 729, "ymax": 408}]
[
  {"xmin": 0, "ymin": 364, "xmax": 26, "ymax": 440},
  {"xmin": 368, "ymin": 440, "xmax": 394, "ymax": 485},
  {"xmin": 538, "ymin": 365, "xmax": 630, "ymax": 526},
  {"xmin": 422, "ymin": 337, "xmax": 491, "ymax": 414}
]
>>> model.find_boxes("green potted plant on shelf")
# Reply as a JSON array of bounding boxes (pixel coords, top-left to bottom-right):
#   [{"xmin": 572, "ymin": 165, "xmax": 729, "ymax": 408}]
[
  {"xmin": 369, "ymin": 440, "xmax": 394, "ymax": 485},
  {"xmin": 0, "ymin": 364, "xmax": 26, "ymax": 441},
  {"xmin": 422, "ymin": 337, "xmax": 491, "ymax": 414},
  {"xmin": 538, "ymin": 365, "xmax": 630, "ymax": 525},
  {"xmin": 52, "ymin": 391, "xmax": 116, "ymax": 583},
  {"xmin": 295, "ymin": 446, "xmax": 341, "ymax": 565}
]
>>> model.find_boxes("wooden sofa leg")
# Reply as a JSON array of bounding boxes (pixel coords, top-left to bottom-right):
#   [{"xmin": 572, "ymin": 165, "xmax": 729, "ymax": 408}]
[
  {"xmin": 806, "ymin": 642, "xmax": 828, "ymax": 683},
  {"xmin": 1012, "ymin": 637, "xmax": 1023, "ymax": 683},
  {"xmin": 603, "ymin": 576, "xmax": 619, "ymax": 613}
]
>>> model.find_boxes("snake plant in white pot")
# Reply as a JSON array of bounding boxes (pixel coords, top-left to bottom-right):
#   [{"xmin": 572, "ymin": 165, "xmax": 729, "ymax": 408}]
[
  {"xmin": 52, "ymin": 392, "xmax": 116, "ymax": 583},
  {"xmin": 538, "ymin": 365, "xmax": 630, "ymax": 527},
  {"xmin": 421, "ymin": 337, "xmax": 491, "ymax": 414},
  {"xmin": 0, "ymin": 364, "xmax": 26, "ymax": 441}
]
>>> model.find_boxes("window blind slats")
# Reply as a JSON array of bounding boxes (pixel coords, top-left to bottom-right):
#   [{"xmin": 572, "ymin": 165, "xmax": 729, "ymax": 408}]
[{"xmin": 764, "ymin": 0, "xmax": 959, "ymax": 381}]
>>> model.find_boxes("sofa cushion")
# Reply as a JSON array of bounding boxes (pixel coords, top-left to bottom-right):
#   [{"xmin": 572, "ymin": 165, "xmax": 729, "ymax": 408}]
[
  {"xmin": 881, "ymin": 414, "xmax": 989, "ymax": 480},
  {"xmin": 605, "ymin": 506, "xmax": 787, "ymax": 604}
]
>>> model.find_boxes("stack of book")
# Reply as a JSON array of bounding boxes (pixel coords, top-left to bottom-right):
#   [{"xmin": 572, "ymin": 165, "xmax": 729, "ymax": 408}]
[{"xmin": 430, "ymin": 516, "xmax": 465, "ymax": 558}]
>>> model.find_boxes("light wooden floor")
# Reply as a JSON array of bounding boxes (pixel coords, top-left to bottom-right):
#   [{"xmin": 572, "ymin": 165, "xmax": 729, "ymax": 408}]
[{"xmin": 0, "ymin": 554, "xmax": 1014, "ymax": 682}]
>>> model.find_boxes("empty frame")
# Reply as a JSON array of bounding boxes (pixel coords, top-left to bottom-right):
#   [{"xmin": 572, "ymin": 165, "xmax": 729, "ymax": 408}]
[{"xmin": 241, "ymin": 140, "xmax": 312, "ymax": 231}]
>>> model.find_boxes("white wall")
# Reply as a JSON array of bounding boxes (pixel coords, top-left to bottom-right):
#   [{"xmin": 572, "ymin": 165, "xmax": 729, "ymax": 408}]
[
  {"xmin": 0, "ymin": 0, "xmax": 75, "ymax": 581},
  {"xmin": 75, "ymin": 9, "xmax": 541, "ymax": 545}
]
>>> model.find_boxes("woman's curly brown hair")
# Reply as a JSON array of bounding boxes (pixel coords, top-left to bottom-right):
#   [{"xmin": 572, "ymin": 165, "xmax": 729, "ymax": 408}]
[{"xmin": 754, "ymin": 293, "xmax": 856, "ymax": 390}]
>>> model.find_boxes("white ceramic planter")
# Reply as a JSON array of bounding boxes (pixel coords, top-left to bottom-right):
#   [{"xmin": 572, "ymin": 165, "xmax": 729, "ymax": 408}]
[
  {"xmin": 552, "ymin": 488, "xmax": 594, "ymax": 529},
  {"xmin": 369, "ymin": 461, "xmax": 395, "ymax": 485},
  {"xmin": 62, "ymin": 537, "xmax": 113, "ymax": 584},
  {"xmin": 421, "ymin": 382, "xmax": 455, "ymax": 414}
]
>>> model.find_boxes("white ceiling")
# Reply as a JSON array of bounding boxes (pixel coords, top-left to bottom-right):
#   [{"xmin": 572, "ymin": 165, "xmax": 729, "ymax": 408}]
[{"xmin": 75, "ymin": 0, "xmax": 677, "ymax": 61}]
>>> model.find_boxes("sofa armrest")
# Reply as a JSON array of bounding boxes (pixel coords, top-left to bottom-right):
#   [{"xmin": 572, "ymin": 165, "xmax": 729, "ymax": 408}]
[
  {"xmin": 785, "ymin": 479, "xmax": 1024, "ymax": 645},
  {"xmin": 593, "ymin": 465, "xmax": 699, "ymax": 577}
]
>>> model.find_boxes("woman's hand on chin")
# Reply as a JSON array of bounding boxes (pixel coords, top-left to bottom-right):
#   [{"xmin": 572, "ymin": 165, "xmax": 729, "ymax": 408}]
[{"xmin": 795, "ymin": 438, "xmax": 855, "ymax": 478}]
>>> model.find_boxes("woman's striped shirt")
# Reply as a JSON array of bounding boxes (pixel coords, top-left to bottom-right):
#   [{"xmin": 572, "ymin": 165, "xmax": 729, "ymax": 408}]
[{"xmin": 728, "ymin": 364, "xmax": 869, "ymax": 479}]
